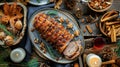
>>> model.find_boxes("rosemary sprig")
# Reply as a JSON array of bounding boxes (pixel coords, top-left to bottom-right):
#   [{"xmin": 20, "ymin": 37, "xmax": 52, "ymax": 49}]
[
  {"xmin": 44, "ymin": 42, "xmax": 56, "ymax": 59},
  {"xmin": 0, "ymin": 23, "xmax": 14, "ymax": 37},
  {"xmin": 39, "ymin": 35, "xmax": 62, "ymax": 59},
  {"xmin": 27, "ymin": 58, "xmax": 39, "ymax": 67},
  {"xmin": 39, "ymin": 36, "xmax": 56, "ymax": 59},
  {"xmin": 47, "ymin": 10, "xmax": 58, "ymax": 15},
  {"xmin": 37, "ymin": 0, "xmax": 40, "ymax": 3}
]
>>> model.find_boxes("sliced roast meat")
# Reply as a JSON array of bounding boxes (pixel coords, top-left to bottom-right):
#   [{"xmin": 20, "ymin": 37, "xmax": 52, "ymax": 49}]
[
  {"xmin": 63, "ymin": 40, "xmax": 82, "ymax": 60},
  {"xmin": 33, "ymin": 13, "xmax": 73, "ymax": 53}
]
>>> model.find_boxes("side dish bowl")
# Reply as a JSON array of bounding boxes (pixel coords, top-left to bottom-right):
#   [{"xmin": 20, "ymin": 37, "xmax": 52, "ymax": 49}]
[
  {"xmin": 88, "ymin": 0, "xmax": 113, "ymax": 12},
  {"xmin": 0, "ymin": 2, "xmax": 27, "ymax": 46}
]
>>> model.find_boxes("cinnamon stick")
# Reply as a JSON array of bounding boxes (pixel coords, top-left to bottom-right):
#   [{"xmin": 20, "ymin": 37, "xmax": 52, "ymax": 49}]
[
  {"xmin": 86, "ymin": 25, "xmax": 93, "ymax": 34},
  {"xmin": 102, "ymin": 60, "xmax": 115, "ymax": 65}
]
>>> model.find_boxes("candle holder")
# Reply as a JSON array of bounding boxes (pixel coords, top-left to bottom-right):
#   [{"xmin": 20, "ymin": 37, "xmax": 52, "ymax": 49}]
[
  {"xmin": 86, "ymin": 53, "xmax": 102, "ymax": 67},
  {"xmin": 10, "ymin": 48, "xmax": 26, "ymax": 63}
]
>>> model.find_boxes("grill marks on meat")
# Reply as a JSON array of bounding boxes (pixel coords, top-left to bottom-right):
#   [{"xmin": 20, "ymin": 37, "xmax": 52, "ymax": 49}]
[{"xmin": 34, "ymin": 13, "xmax": 73, "ymax": 53}]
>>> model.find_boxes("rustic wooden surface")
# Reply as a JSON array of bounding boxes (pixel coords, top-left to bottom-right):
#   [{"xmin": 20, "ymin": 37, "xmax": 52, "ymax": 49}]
[
  {"xmin": 77, "ymin": 0, "xmax": 120, "ymax": 37},
  {"xmin": 110, "ymin": 0, "xmax": 120, "ymax": 11}
]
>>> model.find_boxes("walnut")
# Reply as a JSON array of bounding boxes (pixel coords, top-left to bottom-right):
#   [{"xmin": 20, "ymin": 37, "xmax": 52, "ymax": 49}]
[
  {"xmin": 4, "ymin": 35, "xmax": 14, "ymax": 46},
  {"xmin": 75, "ymin": 10, "xmax": 82, "ymax": 19},
  {"xmin": 74, "ymin": 30, "xmax": 80, "ymax": 37},
  {"xmin": 67, "ymin": 23, "xmax": 73, "ymax": 29}
]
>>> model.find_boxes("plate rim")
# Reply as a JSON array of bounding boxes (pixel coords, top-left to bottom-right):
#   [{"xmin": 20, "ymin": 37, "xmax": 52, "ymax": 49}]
[{"xmin": 29, "ymin": 0, "xmax": 49, "ymax": 6}]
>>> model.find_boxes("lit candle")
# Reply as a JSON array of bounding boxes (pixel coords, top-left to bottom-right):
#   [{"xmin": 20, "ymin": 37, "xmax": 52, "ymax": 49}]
[
  {"xmin": 10, "ymin": 48, "xmax": 26, "ymax": 63},
  {"xmin": 86, "ymin": 54, "xmax": 102, "ymax": 67}
]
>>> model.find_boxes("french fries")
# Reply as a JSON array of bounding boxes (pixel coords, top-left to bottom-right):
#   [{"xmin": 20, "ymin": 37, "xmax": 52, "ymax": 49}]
[
  {"xmin": 103, "ymin": 22, "xmax": 120, "ymax": 42},
  {"xmin": 105, "ymin": 21, "xmax": 120, "ymax": 26},
  {"xmin": 100, "ymin": 10, "xmax": 120, "ymax": 42},
  {"xmin": 111, "ymin": 25, "xmax": 116, "ymax": 42}
]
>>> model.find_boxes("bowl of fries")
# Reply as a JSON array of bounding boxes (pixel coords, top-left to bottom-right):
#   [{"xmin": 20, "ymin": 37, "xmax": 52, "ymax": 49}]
[
  {"xmin": 88, "ymin": 0, "xmax": 113, "ymax": 12},
  {"xmin": 99, "ymin": 10, "xmax": 120, "ymax": 42}
]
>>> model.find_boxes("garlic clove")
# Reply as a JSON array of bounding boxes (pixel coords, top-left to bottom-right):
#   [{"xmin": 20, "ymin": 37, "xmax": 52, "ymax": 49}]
[
  {"xmin": 15, "ymin": 20, "xmax": 22, "ymax": 30},
  {"xmin": 74, "ymin": 30, "xmax": 80, "ymax": 36},
  {"xmin": 4, "ymin": 35, "xmax": 14, "ymax": 46},
  {"xmin": 67, "ymin": 23, "xmax": 73, "ymax": 29},
  {"xmin": 0, "ymin": 32, "xmax": 6, "ymax": 40}
]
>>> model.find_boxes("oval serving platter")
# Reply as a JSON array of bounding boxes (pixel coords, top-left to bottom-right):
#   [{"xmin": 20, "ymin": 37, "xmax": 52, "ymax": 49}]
[{"xmin": 28, "ymin": 8, "xmax": 85, "ymax": 63}]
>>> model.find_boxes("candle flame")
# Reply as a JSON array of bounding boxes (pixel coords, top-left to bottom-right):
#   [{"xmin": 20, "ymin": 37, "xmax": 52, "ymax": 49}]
[{"xmin": 16, "ymin": 53, "xmax": 19, "ymax": 57}]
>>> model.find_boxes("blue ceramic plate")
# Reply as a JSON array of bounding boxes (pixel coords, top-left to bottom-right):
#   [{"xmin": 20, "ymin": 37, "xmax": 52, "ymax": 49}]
[{"xmin": 28, "ymin": 8, "xmax": 85, "ymax": 63}]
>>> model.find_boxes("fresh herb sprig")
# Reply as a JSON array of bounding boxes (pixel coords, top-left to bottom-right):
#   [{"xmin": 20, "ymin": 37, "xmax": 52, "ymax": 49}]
[
  {"xmin": 39, "ymin": 35, "xmax": 62, "ymax": 59},
  {"xmin": 44, "ymin": 42, "xmax": 56, "ymax": 59},
  {"xmin": 37, "ymin": 0, "xmax": 40, "ymax": 3},
  {"xmin": 0, "ymin": 23, "xmax": 14, "ymax": 37},
  {"xmin": 47, "ymin": 10, "xmax": 58, "ymax": 15}
]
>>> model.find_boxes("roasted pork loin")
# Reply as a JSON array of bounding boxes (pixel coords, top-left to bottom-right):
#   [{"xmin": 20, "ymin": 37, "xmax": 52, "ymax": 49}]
[{"xmin": 33, "ymin": 13, "xmax": 73, "ymax": 53}]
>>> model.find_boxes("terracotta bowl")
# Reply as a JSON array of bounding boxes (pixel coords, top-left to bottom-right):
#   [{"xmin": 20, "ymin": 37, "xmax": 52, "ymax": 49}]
[
  {"xmin": 88, "ymin": 0, "xmax": 113, "ymax": 12},
  {"xmin": 99, "ymin": 10, "xmax": 119, "ymax": 37}
]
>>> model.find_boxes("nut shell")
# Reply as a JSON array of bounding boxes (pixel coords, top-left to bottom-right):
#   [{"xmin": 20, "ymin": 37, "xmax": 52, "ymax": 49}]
[
  {"xmin": 15, "ymin": 20, "xmax": 23, "ymax": 30},
  {"xmin": 0, "ymin": 32, "xmax": 6, "ymax": 40},
  {"xmin": 4, "ymin": 36, "xmax": 14, "ymax": 46}
]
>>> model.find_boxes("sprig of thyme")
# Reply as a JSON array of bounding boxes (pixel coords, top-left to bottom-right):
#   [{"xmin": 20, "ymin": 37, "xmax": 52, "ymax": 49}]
[{"xmin": 37, "ymin": 0, "xmax": 40, "ymax": 3}]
